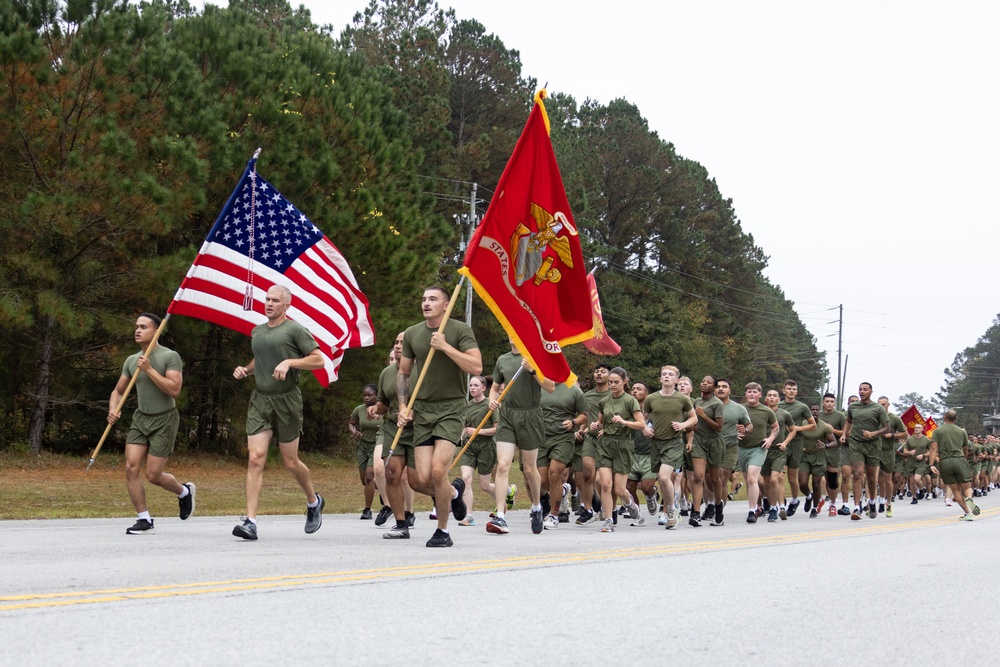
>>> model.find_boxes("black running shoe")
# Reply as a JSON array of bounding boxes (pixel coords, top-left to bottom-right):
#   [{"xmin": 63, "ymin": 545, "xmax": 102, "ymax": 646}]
[
  {"xmin": 703, "ymin": 504, "xmax": 716, "ymax": 521},
  {"xmin": 384, "ymin": 523, "xmax": 410, "ymax": 539},
  {"xmin": 305, "ymin": 493, "xmax": 324, "ymax": 534},
  {"xmin": 540, "ymin": 493, "xmax": 550, "ymax": 517},
  {"xmin": 763, "ymin": 497, "xmax": 771, "ymax": 511},
  {"xmin": 809, "ymin": 508, "xmax": 819, "ymax": 518},
  {"xmin": 786, "ymin": 499, "xmax": 799, "ymax": 517},
  {"xmin": 910, "ymin": 498, "xmax": 918, "ymax": 505},
  {"xmin": 374, "ymin": 505, "xmax": 393, "ymax": 526},
  {"xmin": 837, "ymin": 505, "xmax": 851, "ymax": 516},
  {"xmin": 689, "ymin": 511, "xmax": 702, "ymax": 527},
  {"xmin": 747, "ymin": 511, "xmax": 757, "ymax": 524},
  {"xmin": 558, "ymin": 510, "xmax": 570, "ymax": 523},
  {"xmin": 126, "ymin": 518, "xmax": 155, "ymax": 535},
  {"xmin": 405, "ymin": 511, "xmax": 415, "ymax": 528},
  {"xmin": 803, "ymin": 496, "xmax": 813, "ymax": 513},
  {"xmin": 178, "ymin": 483, "xmax": 196, "ymax": 520},
  {"xmin": 426, "ymin": 528, "xmax": 453, "ymax": 547},
  {"xmin": 360, "ymin": 508, "xmax": 373, "ymax": 520},
  {"xmin": 450, "ymin": 478, "xmax": 467, "ymax": 521},
  {"xmin": 232, "ymin": 517, "xmax": 257, "ymax": 540},
  {"xmin": 531, "ymin": 509, "xmax": 543, "ymax": 534}
]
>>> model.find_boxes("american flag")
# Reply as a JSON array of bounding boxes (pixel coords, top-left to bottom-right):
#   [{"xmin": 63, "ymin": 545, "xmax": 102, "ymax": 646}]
[{"xmin": 168, "ymin": 153, "xmax": 374, "ymax": 386}]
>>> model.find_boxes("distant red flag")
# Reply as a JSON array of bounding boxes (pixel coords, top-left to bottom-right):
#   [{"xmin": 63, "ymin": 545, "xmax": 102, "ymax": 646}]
[
  {"xmin": 924, "ymin": 416, "xmax": 938, "ymax": 437},
  {"xmin": 582, "ymin": 272, "xmax": 621, "ymax": 356},
  {"xmin": 900, "ymin": 405, "xmax": 926, "ymax": 435},
  {"xmin": 459, "ymin": 90, "xmax": 593, "ymax": 385}
]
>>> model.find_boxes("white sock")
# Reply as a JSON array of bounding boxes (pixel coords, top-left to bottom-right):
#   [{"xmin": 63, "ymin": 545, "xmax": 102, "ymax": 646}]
[
  {"xmin": 137, "ymin": 511, "xmax": 151, "ymax": 521},
  {"xmin": 531, "ymin": 504, "xmax": 542, "ymax": 512},
  {"xmin": 452, "ymin": 487, "xmax": 459, "ymax": 500},
  {"xmin": 177, "ymin": 486, "xmax": 190, "ymax": 499},
  {"xmin": 307, "ymin": 497, "xmax": 320, "ymax": 508}
]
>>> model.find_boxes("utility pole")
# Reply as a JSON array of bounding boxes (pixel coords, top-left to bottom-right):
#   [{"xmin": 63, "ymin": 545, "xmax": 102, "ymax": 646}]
[
  {"xmin": 464, "ymin": 182, "xmax": 478, "ymax": 327},
  {"xmin": 837, "ymin": 304, "xmax": 843, "ymax": 410}
]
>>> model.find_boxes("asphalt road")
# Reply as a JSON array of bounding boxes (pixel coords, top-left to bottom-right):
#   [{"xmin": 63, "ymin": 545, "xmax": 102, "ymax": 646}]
[{"xmin": 2, "ymin": 496, "xmax": 996, "ymax": 666}]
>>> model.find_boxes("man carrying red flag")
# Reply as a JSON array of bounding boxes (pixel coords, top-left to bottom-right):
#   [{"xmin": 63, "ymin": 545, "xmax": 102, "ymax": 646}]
[{"xmin": 459, "ymin": 90, "xmax": 593, "ymax": 385}]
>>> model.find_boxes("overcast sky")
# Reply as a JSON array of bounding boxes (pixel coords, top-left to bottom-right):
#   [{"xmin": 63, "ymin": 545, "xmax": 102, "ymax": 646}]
[{"xmin": 200, "ymin": 0, "xmax": 1000, "ymax": 413}]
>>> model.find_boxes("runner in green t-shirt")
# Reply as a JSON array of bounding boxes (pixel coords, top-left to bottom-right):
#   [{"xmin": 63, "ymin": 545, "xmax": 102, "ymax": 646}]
[
  {"xmin": 716, "ymin": 379, "xmax": 751, "ymax": 509},
  {"xmin": 456, "ymin": 375, "xmax": 500, "ymax": 527},
  {"xmin": 487, "ymin": 340, "xmax": 555, "ymax": 536},
  {"xmin": 594, "ymin": 367, "xmax": 646, "ymax": 533},
  {"xmin": 817, "ymin": 392, "xmax": 849, "ymax": 515},
  {"xmin": 929, "ymin": 410, "xmax": 980, "ymax": 519},
  {"xmin": 840, "ymin": 382, "xmax": 889, "ymax": 520},
  {"xmin": 764, "ymin": 389, "xmax": 796, "ymax": 521},
  {"xmin": 691, "ymin": 376, "xmax": 725, "ymax": 527},
  {"xmin": 109, "ymin": 312, "xmax": 193, "ymax": 536},
  {"xmin": 627, "ymin": 381, "xmax": 659, "ymax": 526},
  {"xmin": 539, "ymin": 380, "xmax": 589, "ymax": 529},
  {"xmin": 373, "ymin": 334, "xmax": 416, "ymax": 536},
  {"xmin": 574, "ymin": 364, "xmax": 612, "ymax": 525},
  {"xmin": 738, "ymin": 382, "xmax": 778, "ymax": 523},
  {"xmin": 642, "ymin": 365, "xmax": 697, "ymax": 529},
  {"xmin": 901, "ymin": 424, "xmax": 932, "ymax": 503},
  {"xmin": 877, "ymin": 396, "xmax": 908, "ymax": 517},
  {"xmin": 231, "ymin": 286, "xmax": 325, "ymax": 541},
  {"xmin": 349, "ymin": 384, "xmax": 382, "ymax": 520},
  {"xmin": 779, "ymin": 380, "xmax": 816, "ymax": 517},
  {"xmin": 397, "ymin": 286, "xmax": 483, "ymax": 547},
  {"xmin": 799, "ymin": 403, "xmax": 836, "ymax": 517}
]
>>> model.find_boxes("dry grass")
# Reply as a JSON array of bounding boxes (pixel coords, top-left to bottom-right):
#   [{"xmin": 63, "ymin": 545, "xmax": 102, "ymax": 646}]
[{"xmin": 0, "ymin": 451, "xmax": 527, "ymax": 520}]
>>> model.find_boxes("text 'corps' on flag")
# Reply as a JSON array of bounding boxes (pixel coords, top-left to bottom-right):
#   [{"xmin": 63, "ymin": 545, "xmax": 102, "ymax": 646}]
[
  {"xmin": 168, "ymin": 153, "xmax": 374, "ymax": 386},
  {"xmin": 459, "ymin": 90, "xmax": 593, "ymax": 385},
  {"xmin": 582, "ymin": 271, "xmax": 621, "ymax": 356}
]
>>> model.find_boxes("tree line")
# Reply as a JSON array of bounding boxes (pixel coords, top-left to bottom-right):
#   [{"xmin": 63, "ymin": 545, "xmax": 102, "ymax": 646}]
[{"xmin": 0, "ymin": 0, "xmax": 826, "ymax": 456}]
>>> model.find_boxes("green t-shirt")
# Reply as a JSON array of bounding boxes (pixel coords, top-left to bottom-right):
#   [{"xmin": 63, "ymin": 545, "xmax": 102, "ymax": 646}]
[
  {"xmin": 376, "ymin": 363, "xmax": 400, "ymax": 423},
  {"xmin": 600, "ymin": 392, "xmax": 641, "ymax": 438},
  {"xmin": 250, "ymin": 319, "xmax": 319, "ymax": 393},
  {"xmin": 779, "ymin": 399, "xmax": 812, "ymax": 444},
  {"xmin": 801, "ymin": 419, "xmax": 834, "ymax": 454},
  {"xmin": 463, "ymin": 397, "xmax": 496, "ymax": 446},
  {"xmin": 817, "ymin": 409, "xmax": 847, "ymax": 435},
  {"xmin": 693, "ymin": 395, "xmax": 725, "ymax": 439},
  {"xmin": 583, "ymin": 387, "xmax": 611, "ymax": 443},
  {"xmin": 123, "ymin": 346, "xmax": 182, "ymax": 414},
  {"xmin": 401, "ymin": 318, "xmax": 478, "ymax": 402},
  {"xmin": 741, "ymin": 403, "xmax": 777, "ymax": 449},
  {"xmin": 350, "ymin": 404, "xmax": 382, "ymax": 445},
  {"xmin": 930, "ymin": 423, "xmax": 968, "ymax": 459},
  {"xmin": 492, "ymin": 351, "xmax": 539, "ymax": 410},
  {"xmin": 773, "ymin": 407, "xmax": 794, "ymax": 445},
  {"xmin": 541, "ymin": 383, "xmax": 588, "ymax": 437},
  {"xmin": 884, "ymin": 413, "xmax": 906, "ymax": 449},
  {"xmin": 845, "ymin": 400, "xmax": 889, "ymax": 443},
  {"xmin": 721, "ymin": 400, "xmax": 751, "ymax": 447},
  {"xmin": 643, "ymin": 391, "xmax": 694, "ymax": 440},
  {"xmin": 903, "ymin": 435, "xmax": 930, "ymax": 460}
]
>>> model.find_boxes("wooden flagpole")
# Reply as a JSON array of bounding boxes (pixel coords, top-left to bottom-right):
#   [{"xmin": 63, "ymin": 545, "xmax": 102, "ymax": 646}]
[
  {"xmin": 449, "ymin": 365, "xmax": 524, "ymax": 470},
  {"xmin": 86, "ymin": 314, "xmax": 171, "ymax": 471},
  {"xmin": 386, "ymin": 278, "xmax": 466, "ymax": 457}
]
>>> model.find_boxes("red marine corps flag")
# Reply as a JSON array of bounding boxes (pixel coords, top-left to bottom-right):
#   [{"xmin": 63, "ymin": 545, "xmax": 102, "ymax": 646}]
[
  {"xmin": 582, "ymin": 270, "xmax": 621, "ymax": 356},
  {"xmin": 459, "ymin": 90, "xmax": 593, "ymax": 385},
  {"xmin": 168, "ymin": 150, "xmax": 374, "ymax": 386},
  {"xmin": 900, "ymin": 405, "xmax": 927, "ymax": 435}
]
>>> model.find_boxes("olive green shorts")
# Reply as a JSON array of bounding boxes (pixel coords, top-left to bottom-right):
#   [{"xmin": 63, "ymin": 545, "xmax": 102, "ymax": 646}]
[
  {"xmin": 573, "ymin": 433, "xmax": 599, "ymax": 471},
  {"xmin": 247, "ymin": 388, "xmax": 302, "ymax": 443},
  {"xmin": 459, "ymin": 436, "xmax": 497, "ymax": 476},
  {"xmin": 651, "ymin": 437, "xmax": 684, "ymax": 475},
  {"xmin": 911, "ymin": 462, "xmax": 930, "ymax": 477},
  {"xmin": 495, "ymin": 406, "xmax": 545, "ymax": 452},
  {"xmin": 722, "ymin": 444, "xmax": 739, "ymax": 471},
  {"xmin": 382, "ymin": 422, "xmax": 415, "ymax": 469},
  {"xmin": 762, "ymin": 448, "xmax": 787, "ymax": 477},
  {"xmin": 412, "ymin": 397, "xmax": 466, "ymax": 447},
  {"xmin": 840, "ymin": 443, "xmax": 854, "ymax": 467},
  {"xmin": 702, "ymin": 434, "xmax": 725, "ymax": 469},
  {"xmin": 628, "ymin": 452, "xmax": 657, "ymax": 482},
  {"xmin": 596, "ymin": 435, "xmax": 634, "ymax": 475},
  {"xmin": 879, "ymin": 444, "xmax": 896, "ymax": 474},
  {"xmin": 801, "ymin": 450, "xmax": 826, "ymax": 477},
  {"xmin": 823, "ymin": 446, "xmax": 840, "ymax": 470},
  {"xmin": 784, "ymin": 440, "xmax": 803, "ymax": 470},
  {"xmin": 849, "ymin": 438, "xmax": 879, "ymax": 468},
  {"xmin": 940, "ymin": 457, "xmax": 971, "ymax": 485},
  {"xmin": 126, "ymin": 408, "xmax": 179, "ymax": 458},
  {"xmin": 538, "ymin": 431, "xmax": 575, "ymax": 468},
  {"xmin": 355, "ymin": 438, "xmax": 376, "ymax": 469}
]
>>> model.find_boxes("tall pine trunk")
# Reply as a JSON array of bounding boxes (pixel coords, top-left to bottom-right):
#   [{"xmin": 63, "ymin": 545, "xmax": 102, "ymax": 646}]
[{"xmin": 27, "ymin": 316, "xmax": 55, "ymax": 454}]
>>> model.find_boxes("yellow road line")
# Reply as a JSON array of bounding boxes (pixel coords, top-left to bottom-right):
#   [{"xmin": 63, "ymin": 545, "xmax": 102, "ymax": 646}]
[{"xmin": 3, "ymin": 507, "xmax": 995, "ymax": 612}]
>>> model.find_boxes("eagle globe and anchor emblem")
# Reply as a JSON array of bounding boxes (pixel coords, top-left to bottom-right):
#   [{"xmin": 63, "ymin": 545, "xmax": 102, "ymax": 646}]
[{"xmin": 510, "ymin": 202, "xmax": 579, "ymax": 287}]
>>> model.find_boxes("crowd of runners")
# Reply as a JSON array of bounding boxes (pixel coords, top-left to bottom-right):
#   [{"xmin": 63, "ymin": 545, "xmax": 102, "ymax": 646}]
[{"xmin": 110, "ymin": 284, "xmax": 996, "ymax": 546}]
